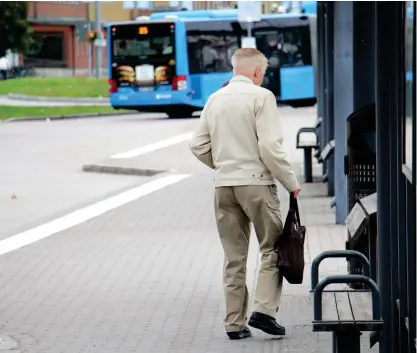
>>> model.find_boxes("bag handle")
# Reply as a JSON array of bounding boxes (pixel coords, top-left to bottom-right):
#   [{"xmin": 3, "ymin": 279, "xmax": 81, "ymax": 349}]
[{"xmin": 290, "ymin": 193, "xmax": 301, "ymax": 226}]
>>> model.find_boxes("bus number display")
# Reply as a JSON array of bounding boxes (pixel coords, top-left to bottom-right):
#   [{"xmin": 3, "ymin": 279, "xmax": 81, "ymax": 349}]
[{"xmin": 138, "ymin": 26, "xmax": 148, "ymax": 35}]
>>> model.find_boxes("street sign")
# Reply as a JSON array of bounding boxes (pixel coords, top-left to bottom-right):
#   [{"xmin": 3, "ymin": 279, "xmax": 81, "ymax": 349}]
[
  {"xmin": 241, "ymin": 37, "xmax": 257, "ymax": 49},
  {"xmin": 94, "ymin": 38, "xmax": 106, "ymax": 47},
  {"xmin": 238, "ymin": 1, "xmax": 261, "ymax": 22}
]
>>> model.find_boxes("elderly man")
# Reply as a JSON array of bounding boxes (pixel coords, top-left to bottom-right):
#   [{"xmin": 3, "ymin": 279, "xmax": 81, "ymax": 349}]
[{"xmin": 189, "ymin": 48, "xmax": 301, "ymax": 340}]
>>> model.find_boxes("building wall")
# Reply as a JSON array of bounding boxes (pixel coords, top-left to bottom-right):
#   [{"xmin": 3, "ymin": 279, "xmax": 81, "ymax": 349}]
[
  {"xmin": 28, "ymin": 1, "xmax": 89, "ymax": 21},
  {"xmin": 262, "ymin": 1, "xmax": 281, "ymax": 13},
  {"xmin": 88, "ymin": 1, "xmax": 132, "ymax": 22},
  {"xmin": 88, "ymin": 1, "xmax": 176, "ymax": 23},
  {"xmin": 192, "ymin": 1, "xmax": 281, "ymax": 13},
  {"xmin": 193, "ymin": 1, "xmax": 236, "ymax": 10}
]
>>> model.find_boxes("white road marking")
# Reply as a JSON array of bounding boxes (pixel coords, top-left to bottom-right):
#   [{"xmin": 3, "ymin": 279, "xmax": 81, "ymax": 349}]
[
  {"xmin": 111, "ymin": 132, "xmax": 193, "ymax": 159},
  {"xmin": 0, "ymin": 174, "xmax": 191, "ymax": 256}
]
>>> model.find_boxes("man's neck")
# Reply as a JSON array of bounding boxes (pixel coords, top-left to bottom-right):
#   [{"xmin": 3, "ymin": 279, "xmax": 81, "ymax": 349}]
[{"xmin": 233, "ymin": 74, "xmax": 254, "ymax": 83}]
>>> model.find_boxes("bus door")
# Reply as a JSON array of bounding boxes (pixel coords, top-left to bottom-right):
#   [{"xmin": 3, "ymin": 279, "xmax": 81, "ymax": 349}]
[
  {"xmin": 254, "ymin": 18, "xmax": 314, "ymax": 104},
  {"xmin": 253, "ymin": 29, "xmax": 282, "ymax": 99}
]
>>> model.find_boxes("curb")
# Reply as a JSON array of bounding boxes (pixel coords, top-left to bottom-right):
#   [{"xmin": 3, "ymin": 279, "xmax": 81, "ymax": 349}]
[
  {"xmin": 2, "ymin": 111, "xmax": 138, "ymax": 123},
  {"xmin": 82, "ymin": 164, "xmax": 167, "ymax": 177},
  {"xmin": 8, "ymin": 93, "xmax": 109, "ymax": 104}
]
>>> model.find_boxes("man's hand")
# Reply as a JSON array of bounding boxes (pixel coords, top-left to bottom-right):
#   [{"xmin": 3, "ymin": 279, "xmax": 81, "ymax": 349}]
[{"xmin": 292, "ymin": 189, "xmax": 301, "ymax": 198}]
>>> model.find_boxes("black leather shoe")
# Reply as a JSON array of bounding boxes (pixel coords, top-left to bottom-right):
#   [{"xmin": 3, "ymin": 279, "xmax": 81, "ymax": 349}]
[
  {"xmin": 226, "ymin": 327, "xmax": 252, "ymax": 340},
  {"xmin": 248, "ymin": 312, "xmax": 286, "ymax": 336}
]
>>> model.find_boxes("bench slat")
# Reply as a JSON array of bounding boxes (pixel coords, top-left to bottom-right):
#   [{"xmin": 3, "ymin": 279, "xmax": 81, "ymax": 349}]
[
  {"xmin": 313, "ymin": 290, "xmax": 383, "ymax": 332},
  {"xmin": 335, "ymin": 292, "xmax": 355, "ymax": 321},
  {"xmin": 322, "ymin": 293, "xmax": 338, "ymax": 321},
  {"xmin": 348, "ymin": 291, "xmax": 373, "ymax": 321}
]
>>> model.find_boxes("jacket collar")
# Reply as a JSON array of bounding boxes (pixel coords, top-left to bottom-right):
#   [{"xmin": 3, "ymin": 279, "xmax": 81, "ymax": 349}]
[{"xmin": 229, "ymin": 75, "xmax": 254, "ymax": 85}]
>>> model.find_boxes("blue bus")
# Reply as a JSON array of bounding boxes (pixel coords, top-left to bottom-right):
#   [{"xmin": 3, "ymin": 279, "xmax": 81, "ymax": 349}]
[{"xmin": 107, "ymin": 10, "xmax": 317, "ymax": 118}]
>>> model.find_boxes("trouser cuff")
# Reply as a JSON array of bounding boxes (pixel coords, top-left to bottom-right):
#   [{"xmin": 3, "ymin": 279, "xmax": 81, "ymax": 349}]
[
  {"xmin": 252, "ymin": 304, "xmax": 277, "ymax": 318},
  {"xmin": 225, "ymin": 324, "xmax": 247, "ymax": 332}
]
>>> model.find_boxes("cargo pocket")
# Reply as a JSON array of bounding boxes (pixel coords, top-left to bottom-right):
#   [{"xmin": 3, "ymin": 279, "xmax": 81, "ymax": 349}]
[{"xmin": 266, "ymin": 199, "xmax": 279, "ymax": 211}]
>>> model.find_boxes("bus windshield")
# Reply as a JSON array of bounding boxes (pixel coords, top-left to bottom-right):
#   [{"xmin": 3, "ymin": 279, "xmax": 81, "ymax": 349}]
[{"xmin": 110, "ymin": 23, "xmax": 176, "ymax": 88}]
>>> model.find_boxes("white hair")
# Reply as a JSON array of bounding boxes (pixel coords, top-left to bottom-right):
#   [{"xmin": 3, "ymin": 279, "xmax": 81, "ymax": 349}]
[{"xmin": 231, "ymin": 48, "xmax": 269, "ymax": 74}]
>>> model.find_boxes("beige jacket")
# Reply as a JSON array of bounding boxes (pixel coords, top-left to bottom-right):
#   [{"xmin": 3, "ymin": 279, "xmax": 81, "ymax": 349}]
[{"xmin": 189, "ymin": 75, "xmax": 300, "ymax": 192}]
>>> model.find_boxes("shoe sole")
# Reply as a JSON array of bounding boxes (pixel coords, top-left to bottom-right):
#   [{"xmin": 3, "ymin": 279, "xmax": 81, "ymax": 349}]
[
  {"xmin": 227, "ymin": 332, "xmax": 252, "ymax": 340},
  {"xmin": 248, "ymin": 320, "xmax": 286, "ymax": 336}
]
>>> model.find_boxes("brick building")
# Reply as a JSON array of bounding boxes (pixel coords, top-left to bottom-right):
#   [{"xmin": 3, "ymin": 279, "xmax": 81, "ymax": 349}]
[
  {"xmin": 27, "ymin": 1, "xmax": 96, "ymax": 75},
  {"xmin": 26, "ymin": 1, "xmax": 182, "ymax": 76}
]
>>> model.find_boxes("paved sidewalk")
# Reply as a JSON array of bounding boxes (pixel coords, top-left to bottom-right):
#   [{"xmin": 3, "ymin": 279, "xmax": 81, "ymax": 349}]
[{"xmin": 0, "ymin": 173, "xmax": 375, "ymax": 353}]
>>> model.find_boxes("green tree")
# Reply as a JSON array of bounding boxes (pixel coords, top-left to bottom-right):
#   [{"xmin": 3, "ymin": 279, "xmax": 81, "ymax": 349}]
[{"xmin": 0, "ymin": 2, "xmax": 32, "ymax": 58}]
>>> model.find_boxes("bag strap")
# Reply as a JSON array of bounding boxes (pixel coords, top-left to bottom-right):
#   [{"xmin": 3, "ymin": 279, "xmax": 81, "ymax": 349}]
[{"xmin": 290, "ymin": 193, "xmax": 301, "ymax": 226}]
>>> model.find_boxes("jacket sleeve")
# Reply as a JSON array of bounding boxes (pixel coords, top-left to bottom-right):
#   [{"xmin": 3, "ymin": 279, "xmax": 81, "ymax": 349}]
[
  {"xmin": 189, "ymin": 106, "xmax": 215, "ymax": 169},
  {"xmin": 255, "ymin": 91, "xmax": 300, "ymax": 192}
]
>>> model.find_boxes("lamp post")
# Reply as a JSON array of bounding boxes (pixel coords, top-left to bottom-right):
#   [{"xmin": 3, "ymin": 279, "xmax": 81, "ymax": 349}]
[{"xmin": 94, "ymin": 1, "xmax": 102, "ymax": 79}]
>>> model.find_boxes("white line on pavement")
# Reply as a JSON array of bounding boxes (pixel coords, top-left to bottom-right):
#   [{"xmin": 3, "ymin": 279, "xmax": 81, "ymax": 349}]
[
  {"xmin": 0, "ymin": 173, "xmax": 191, "ymax": 256},
  {"xmin": 110, "ymin": 132, "xmax": 193, "ymax": 159}
]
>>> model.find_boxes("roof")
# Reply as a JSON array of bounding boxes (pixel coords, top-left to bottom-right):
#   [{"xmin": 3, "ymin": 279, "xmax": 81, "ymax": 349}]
[{"xmin": 107, "ymin": 10, "xmax": 314, "ymax": 27}]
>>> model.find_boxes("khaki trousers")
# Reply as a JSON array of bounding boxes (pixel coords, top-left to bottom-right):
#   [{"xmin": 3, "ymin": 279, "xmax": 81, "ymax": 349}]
[{"xmin": 214, "ymin": 184, "xmax": 284, "ymax": 332}]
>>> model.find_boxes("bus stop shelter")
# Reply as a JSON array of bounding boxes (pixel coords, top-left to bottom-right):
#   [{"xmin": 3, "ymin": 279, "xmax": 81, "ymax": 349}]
[{"xmin": 313, "ymin": 1, "xmax": 416, "ymax": 352}]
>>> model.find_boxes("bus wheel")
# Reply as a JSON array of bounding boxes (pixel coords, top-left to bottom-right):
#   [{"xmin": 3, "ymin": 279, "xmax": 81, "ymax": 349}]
[
  {"xmin": 166, "ymin": 108, "xmax": 194, "ymax": 119},
  {"xmin": 289, "ymin": 98, "xmax": 317, "ymax": 108}
]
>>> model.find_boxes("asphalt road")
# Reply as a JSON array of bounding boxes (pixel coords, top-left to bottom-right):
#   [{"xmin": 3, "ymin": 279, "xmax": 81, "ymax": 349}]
[
  {"xmin": 0, "ymin": 113, "xmax": 196, "ymax": 239},
  {"xmin": 0, "ymin": 107, "xmax": 318, "ymax": 240}
]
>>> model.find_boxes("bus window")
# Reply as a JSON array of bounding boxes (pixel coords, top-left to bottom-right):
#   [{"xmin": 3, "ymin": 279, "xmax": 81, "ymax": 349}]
[
  {"xmin": 110, "ymin": 23, "xmax": 176, "ymax": 88},
  {"xmin": 254, "ymin": 25, "xmax": 312, "ymax": 68},
  {"xmin": 186, "ymin": 21, "xmax": 240, "ymax": 74}
]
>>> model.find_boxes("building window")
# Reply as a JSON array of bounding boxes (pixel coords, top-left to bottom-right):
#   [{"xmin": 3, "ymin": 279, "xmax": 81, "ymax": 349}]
[
  {"xmin": 25, "ymin": 32, "xmax": 65, "ymax": 68},
  {"xmin": 404, "ymin": 2, "xmax": 415, "ymax": 175}
]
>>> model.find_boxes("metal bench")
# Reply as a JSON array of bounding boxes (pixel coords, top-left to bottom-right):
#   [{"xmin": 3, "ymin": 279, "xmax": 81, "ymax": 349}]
[
  {"xmin": 296, "ymin": 127, "xmax": 319, "ymax": 183},
  {"xmin": 312, "ymin": 275, "xmax": 383, "ymax": 353},
  {"xmin": 311, "ymin": 250, "xmax": 383, "ymax": 353}
]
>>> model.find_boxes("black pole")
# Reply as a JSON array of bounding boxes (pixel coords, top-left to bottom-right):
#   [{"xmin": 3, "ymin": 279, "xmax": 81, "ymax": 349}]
[
  {"xmin": 303, "ymin": 148, "xmax": 313, "ymax": 183},
  {"xmin": 316, "ymin": 1, "xmax": 323, "ymax": 122},
  {"xmin": 324, "ymin": 1, "xmax": 334, "ymax": 197},
  {"xmin": 353, "ymin": 1, "xmax": 376, "ymax": 109},
  {"xmin": 375, "ymin": 2, "xmax": 401, "ymax": 352},
  {"xmin": 387, "ymin": 2, "xmax": 404, "ymax": 351},
  {"xmin": 317, "ymin": 2, "xmax": 327, "ymax": 174}
]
